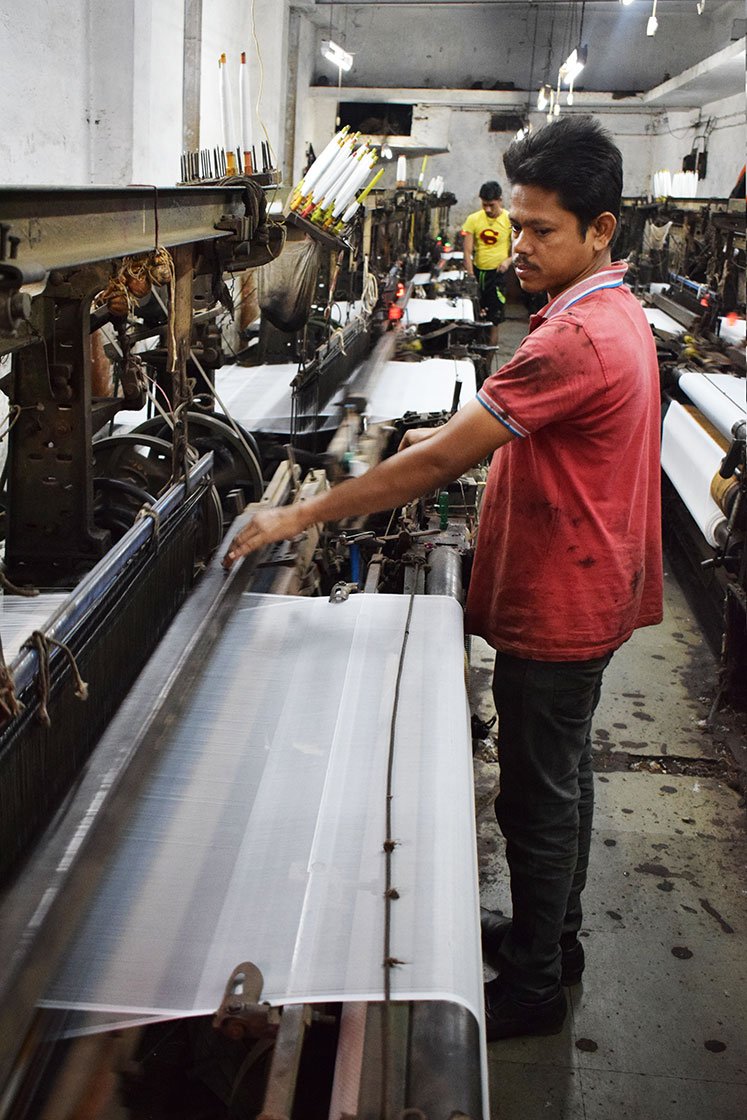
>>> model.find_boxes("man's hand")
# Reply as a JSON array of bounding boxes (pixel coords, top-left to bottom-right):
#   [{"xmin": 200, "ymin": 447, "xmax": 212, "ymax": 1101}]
[
  {"xmin": 222, "ymin": 503, "xmax": 309, "ymax": 570},
  {"xmin": 498, "ymin": 257, "xmax": 513, "ymax": 273},
  {"xmin": 398, "ymin": 426, "xmax": 441, "ymax": 452}
]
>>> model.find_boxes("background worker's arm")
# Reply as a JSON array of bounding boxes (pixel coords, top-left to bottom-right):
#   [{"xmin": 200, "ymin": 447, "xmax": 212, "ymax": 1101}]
[
  {"xmin": 462, "ymin": 231, "xmax": 475, "ymax": 276},
  {"xmin": 223, "ymin": 400, "xmax": 514, "ymax": 566}
]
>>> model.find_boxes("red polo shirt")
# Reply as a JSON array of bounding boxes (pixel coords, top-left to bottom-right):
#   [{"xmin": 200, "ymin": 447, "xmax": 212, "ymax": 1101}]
[{"xmin": 464, "ymin": 262, "xmax": 663, "ymax": 660}]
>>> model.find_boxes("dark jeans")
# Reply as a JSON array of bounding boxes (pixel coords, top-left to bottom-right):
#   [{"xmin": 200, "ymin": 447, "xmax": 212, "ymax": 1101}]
[{"xmin": 491, "ymin": 650, "xmax": 613, "ymax": 1001}]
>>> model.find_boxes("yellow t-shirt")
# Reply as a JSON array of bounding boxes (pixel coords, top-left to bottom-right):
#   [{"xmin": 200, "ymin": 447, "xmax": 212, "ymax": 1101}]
[{"xmin": 461, "ymin": 208, "xmax": 512, "ymax": 270}]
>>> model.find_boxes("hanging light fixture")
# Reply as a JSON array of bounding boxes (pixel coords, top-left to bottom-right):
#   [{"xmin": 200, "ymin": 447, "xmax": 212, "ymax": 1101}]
[
  {"xmin": 559, "ymin": 44, "xmax": 587, "ymax": 87},
  {"xmin": 321, "ymin": 39, "xmax": 353, "ymax": 73},
  {"xmin": 558, "ymin": 43, "xmax": 586, "ymax": 107},
  {"xmin": 537, "ymin": 85, "xmax": 550, "ymax": 111},
  {"xmin": 696, "ymin": 0, "xmax": 705, "ymax": 12},
  {"xmin": 646, "ymin": 0, "xmax": 658, "ymax": 35},
  {"xmin": 619, "ymin": 0, "xmax": 635, "ymax": 6}
]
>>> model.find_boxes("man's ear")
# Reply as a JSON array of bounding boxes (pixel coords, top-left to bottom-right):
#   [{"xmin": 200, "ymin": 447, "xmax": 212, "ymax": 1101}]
[{"xmin": 592, "ymin": 212, "xmax": 617, "ymax": 250}]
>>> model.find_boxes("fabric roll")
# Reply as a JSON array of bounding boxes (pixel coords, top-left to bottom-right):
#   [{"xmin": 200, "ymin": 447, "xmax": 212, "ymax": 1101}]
[
  {"xmin": 661, "ymin": 401, "xmax": 727, "ymax": 546},
  {"xmin": 641, "ymin": 306, "xmax": 685, "ymax": 335},
  {"xmin": 678, "ymin": 371, "xmax": 746, "ymax": 441}
]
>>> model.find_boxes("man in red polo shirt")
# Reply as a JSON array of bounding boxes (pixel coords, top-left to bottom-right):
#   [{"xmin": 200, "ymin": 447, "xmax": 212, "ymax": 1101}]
[{"xmin": 223, "ymin": 116, "xmax": 663, "ymax": 1041}]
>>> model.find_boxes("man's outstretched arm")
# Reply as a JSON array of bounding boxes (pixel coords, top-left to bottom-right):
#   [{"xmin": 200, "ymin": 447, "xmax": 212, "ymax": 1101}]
[{"xmin": 222, "ymin": 399, "xmax": 514, "ymax": 567}]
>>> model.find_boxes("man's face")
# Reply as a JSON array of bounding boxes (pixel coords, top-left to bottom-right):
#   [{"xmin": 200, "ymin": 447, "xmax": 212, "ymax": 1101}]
[
  {"xmin": 480, "ymin": 197, "xmax": 503, "ymax": 218},
  {"xmin": 508, "ymin": 183, "xmax": 612, "ymax": 299}
]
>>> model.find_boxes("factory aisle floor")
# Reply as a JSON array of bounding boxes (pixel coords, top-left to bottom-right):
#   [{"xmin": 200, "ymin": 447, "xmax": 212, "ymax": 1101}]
[
  {"xmin": 469, "ymin": 307, "xmax": 746, "ymax": 1119},
  {"xmin": 470, "ymin": 565, "xmax": 747, "ymax": 1120}
]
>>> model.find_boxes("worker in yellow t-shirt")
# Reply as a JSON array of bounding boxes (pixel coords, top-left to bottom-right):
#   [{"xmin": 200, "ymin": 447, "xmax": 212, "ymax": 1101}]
[{"xmin": 461, "ymin": 181, "xmax": 513, "ymax": 347}]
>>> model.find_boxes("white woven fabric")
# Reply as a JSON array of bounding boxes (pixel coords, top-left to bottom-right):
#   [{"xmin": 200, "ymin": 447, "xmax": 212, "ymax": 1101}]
[{"xmin": 43, "ymin": 593, "xmax": 483, "ymax": 1050}]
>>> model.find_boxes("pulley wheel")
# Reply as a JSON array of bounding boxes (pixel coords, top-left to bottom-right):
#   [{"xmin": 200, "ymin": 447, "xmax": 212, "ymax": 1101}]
[{"xmin": 131, "ymin": 412, "xmax": 264, "ymax": 517}]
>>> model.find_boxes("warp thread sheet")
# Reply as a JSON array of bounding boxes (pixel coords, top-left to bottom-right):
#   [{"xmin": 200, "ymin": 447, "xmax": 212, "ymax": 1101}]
[
  {"xmin": 403, "ymin": 298, "xmax": 474, "ymax": 325},
  {"xmin": 365, "ymin": 358, "xmax": 477, "ymax": 422},
  {"xmin": 42, "ymin": 594, "xmax": 484, "ymax": 1046},
  {"xmin": 0, "ymin": 593, "xmax": 68, "ymax": 662},
  {"xmin": 112, "ymin": 362, "xmax": 308, "ymax": 436},
  {"xmin": 641, "ymin": 306, "xmax": 686, "ymax": 335}
]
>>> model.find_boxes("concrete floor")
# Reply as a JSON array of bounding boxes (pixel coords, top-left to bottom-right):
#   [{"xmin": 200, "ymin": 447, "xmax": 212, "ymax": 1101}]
[{"xmin": 469, "ymin": 309, "xmax": 747, "ymax": 1120}]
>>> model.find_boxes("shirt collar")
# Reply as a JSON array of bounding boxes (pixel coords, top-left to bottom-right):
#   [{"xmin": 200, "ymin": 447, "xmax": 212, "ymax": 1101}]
[{"xmin": 529, "ymin": 261, "xmax": 629, "ymax": 331}]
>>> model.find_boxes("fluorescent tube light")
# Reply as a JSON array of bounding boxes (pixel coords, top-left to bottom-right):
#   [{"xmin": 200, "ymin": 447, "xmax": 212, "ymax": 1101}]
[{"xmin": 321, "ymin": 40, "xmax": 353, "ymax": 72}]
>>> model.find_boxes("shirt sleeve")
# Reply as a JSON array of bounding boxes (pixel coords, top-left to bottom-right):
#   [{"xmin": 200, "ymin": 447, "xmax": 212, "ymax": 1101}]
[
  {"xmin": 461, "ymin": 213, "xmax": 478, "ymax": 235},
  {"xmin": 477, "ymin": 315, "xmax": 606, "ymax": 437}
]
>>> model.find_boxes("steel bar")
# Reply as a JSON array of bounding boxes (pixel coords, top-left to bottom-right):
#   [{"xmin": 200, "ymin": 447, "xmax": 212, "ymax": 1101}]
[
  {"xmin": 258, "ymin": 1004, "xmax": 311, "ymax": 1120},
  {"xmin": 425, "ymin": 545, "xmax": 464, "ymax": 602},
  {"xmin": 0, "ymin": 186, "xmax": 247, "ymax": 272}
]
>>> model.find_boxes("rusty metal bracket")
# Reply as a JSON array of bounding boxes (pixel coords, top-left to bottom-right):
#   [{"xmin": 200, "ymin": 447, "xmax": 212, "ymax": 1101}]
[{"xmin": 213, "ymin": 961, "xmax": 279, "ymax": 1042}]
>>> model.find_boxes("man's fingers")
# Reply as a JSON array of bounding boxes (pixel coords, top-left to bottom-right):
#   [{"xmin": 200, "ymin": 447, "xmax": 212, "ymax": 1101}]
[
  {"xmin": 222, "ymin": 506, "xmax": 307, "ymax": 571},
  {"xmin": 222, "ymin": 521, "xmax": 259, "ymax": 569}
]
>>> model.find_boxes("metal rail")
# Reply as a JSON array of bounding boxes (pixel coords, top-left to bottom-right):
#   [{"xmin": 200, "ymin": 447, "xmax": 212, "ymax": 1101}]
[{"xmin": 0, "ymin": 185, "xmax": 247, "ymax": 272}]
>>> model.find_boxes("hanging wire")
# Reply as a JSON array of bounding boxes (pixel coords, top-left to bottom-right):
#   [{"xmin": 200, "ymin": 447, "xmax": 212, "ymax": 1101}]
[
  {"xmin": 543, "ymin": 5, "xmax": 556, "ymax": 87},
  {"xmin": 525, "ymin": 4, "xmax": 539, "ymax": 121}
]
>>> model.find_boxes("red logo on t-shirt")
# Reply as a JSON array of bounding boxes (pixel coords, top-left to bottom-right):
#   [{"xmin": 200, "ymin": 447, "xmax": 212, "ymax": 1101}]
[{"xmin": 480, "ymin": 229, "xmax": 499, "ymax": 245}]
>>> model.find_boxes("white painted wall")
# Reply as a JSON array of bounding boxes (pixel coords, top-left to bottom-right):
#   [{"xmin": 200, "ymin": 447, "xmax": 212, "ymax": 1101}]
[
  {"xmin": 132, "ymin": 0, "xmax": 184, "ymax": 185},
  {"xmin": 200, "ymin": 0, "xmax": 289, "ymax": 175},
  {"xmin": 302, "ymin": 89, "xmax": 742, "ymax": 235},
  {"xmin": 293, "ymin": 11, "xmax": 320, "ymax": 185},
  {"xmin": 0, "ymin": 0, "xmax": 291, "ymax": 187},
  {"xmin": 1, "ymin": 0, "xmax": 99, "ymax": 184}
]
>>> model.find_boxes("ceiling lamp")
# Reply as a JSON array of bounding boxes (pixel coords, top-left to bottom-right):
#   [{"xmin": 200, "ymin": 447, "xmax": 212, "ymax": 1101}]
[
  {"xmin": 321, "ymin": 39, "xmax": 353, "ymax": 73},
  {"xmin": 646, "ymin": 0, "xmax": 658, "ymax": 35},
  {"xmin": 558, "ymin": 44, "xmax": 587, "ymax": 107},
  {"xmin": 619, "ymin": 0, "xmax": 635, "ymax": 6},
  {"xmin": 559, "ymin": 44, "xmax": 588, "ymax": 87}
]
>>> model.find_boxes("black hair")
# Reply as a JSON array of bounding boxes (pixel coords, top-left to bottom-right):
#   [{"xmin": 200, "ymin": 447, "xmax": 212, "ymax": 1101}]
[
  {"xmin": 479, "ymin": 180, "xmax": 503, "ymax": 201},
  {"xmin": 502, "ymin": 116, "xmax": 622, "ymax": 234}
]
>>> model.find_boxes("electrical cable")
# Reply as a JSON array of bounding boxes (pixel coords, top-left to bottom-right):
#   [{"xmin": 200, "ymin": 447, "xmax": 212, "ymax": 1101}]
[{"xmin": 188, "ymin": 348, "xmax": 264, "ymax": 490}]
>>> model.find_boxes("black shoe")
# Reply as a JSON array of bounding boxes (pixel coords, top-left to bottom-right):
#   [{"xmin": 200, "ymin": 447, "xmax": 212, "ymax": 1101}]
[
  {"xmin": 480, "ymin": 908, "xmax": 585, "ymax": 987},
  {"xmin": 484, "ymin": 975, "xmax": 567, "ymax": 1041}
]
